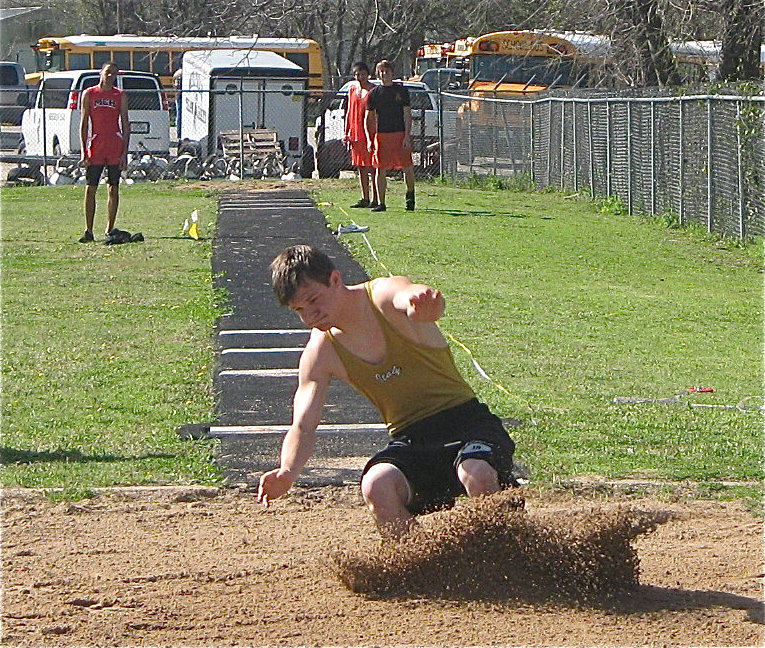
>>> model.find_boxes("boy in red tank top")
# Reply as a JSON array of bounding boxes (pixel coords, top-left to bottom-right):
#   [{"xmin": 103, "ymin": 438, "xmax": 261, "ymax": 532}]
[
  {"xmin": 78, "ymin": 62, "xmax": 130, "ymax": 243},
  {"xmin": 344, "ymin": 62, "xmax": 379, "ymax": 208}
]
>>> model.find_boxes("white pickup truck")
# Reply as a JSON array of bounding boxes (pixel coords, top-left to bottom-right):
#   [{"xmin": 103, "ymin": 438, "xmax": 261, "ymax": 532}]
[
  {"xmin": 315, "ymin": 79, "xmax": 452, "ymax": 178},
  {"xmin": 20, "ymin": 69, "xmax": 170, "ymax": 157}
]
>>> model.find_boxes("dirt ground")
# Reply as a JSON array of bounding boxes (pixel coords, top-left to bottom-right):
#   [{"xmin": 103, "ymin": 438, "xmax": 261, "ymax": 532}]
[{"xmin": 2, "ymin": 485, "xmax": 762, "ymax": 647}]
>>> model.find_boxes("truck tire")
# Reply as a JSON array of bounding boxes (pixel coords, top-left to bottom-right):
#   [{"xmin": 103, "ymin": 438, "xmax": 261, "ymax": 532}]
[
  {"xmin": 300, "ymin": 144, "xmax": 315, "ymax": 178},
  {"xmin": 316, "ymin": 140, "xmax": 343, "ymax": 179}
]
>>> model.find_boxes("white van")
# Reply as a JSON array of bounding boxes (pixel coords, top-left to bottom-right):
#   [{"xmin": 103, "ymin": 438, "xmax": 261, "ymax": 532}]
[
  {"xmin": 315, "ymin": 79, "xmax": 449, "ymax": 178},
  {"xmin": 21, "ymin": 70, "xmax": 170, "ymax": 157}
]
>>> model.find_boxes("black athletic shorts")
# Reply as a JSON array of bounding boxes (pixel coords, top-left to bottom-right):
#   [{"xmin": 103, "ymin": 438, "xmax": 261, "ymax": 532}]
[
  {"xmin": 86, "ymin": 164, "xmax": 121, "ymax": 186},
  {"xmin": 362, "ymin": 398, "xmax": 517, "ymax": 516}
]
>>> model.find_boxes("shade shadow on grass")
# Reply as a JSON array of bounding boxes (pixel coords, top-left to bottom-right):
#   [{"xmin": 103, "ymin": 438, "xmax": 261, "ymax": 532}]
[
  {"xmin": 0, "ymin": 447, "xmax": 175, "ymax": 465},
  {"xmin": 425, "ymin": 208, "xmax": 528, "ymax": 219}
]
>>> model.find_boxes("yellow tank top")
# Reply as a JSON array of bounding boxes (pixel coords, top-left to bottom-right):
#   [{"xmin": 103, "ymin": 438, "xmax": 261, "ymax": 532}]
[{"xmin": 325, "ymin": 281, "xmax": 475, "ymax": 434}]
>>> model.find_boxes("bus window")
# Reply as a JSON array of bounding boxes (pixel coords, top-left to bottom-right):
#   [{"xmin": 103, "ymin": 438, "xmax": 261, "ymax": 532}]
[
  {"xmin": 46, "ymin": 49, "xmax": 66, "ymax": 72},
  {"xmin": 285, "ymin": 53, "xmax": 309, "ymax": 72},
  {"xmin": 153, "ymin": 51, "xmax": 170, "ymax": 76},
  {"xmin": 112, "ymin": 51, "xmax": 131, "ymax": 70},
  {"xmin": 472, "ymin": 54, "xmax": 573, "ymax": 87},
  {"xmin": 134, "ymin": 51, "xmax": 151, "ymax": 72},
  {"xmin": 121, "ymin": 76, "xmax": 160, "ymax": 110},
  {"xmin": 93, "ymin": 51, "xmax": 112, "ymax": 68},
  {"xmin": 170, "ymin": 52, "xmax": 182, "ymax": 72},
  {"xmin": 69, "ymin": 53, "xmax": 91, "ymax": 70}
]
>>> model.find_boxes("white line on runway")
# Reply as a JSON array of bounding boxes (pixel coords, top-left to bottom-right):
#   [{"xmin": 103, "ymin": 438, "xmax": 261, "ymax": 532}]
[
  {"xmin": 219, "ymin": 329, "xmax": 310, "ymax": 335},
  {"xmin": 219, "ymin": 369, "xmax": 298, "ymax": 377},
  {"xmin": 221, "ymin": 347, "xmax": 303, "ymax": 354},
  {"xmin": 219, "ymin": 205, "xmax": 316, "ymax": 210},
  {"xmin": 209, "ymin": 423, "xmax": 387, "ymax": 435}
]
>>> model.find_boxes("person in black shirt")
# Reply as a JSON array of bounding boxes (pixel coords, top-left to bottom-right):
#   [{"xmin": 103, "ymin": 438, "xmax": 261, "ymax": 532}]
[{"xmin": 365, "ymin": 60, "xmax": 416, "ymax": 212}]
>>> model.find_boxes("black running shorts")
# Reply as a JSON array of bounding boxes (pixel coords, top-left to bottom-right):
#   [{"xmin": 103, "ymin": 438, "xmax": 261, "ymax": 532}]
[
  {"xmin": 362, "ymin": 398, "xmax": 516, "ymax": 515},
  {"xmin": 86, "ymin": 164, "xmax": 121, "ymax": 186}
]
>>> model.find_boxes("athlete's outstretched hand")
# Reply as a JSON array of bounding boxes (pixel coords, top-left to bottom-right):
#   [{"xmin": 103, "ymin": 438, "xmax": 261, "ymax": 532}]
[
  {"xmin": 257, "ymin": 468, "xmax": 295, "ymax": 507},
  {"xmin": 407, "ymin": 286, "xmax": 444, "ymax": 322}
]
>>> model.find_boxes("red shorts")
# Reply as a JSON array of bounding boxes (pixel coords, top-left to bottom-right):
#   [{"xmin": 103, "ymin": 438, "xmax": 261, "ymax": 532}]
[
  {"xmin": 372, "ymin": 131, "xmax": 413, "ymax": 170},
  {"xmin": 349, "ymin": 140, "xmax": 372, "ymax": 167},
  {"xmin": 86, "ymin": 133, "xmax": 125, "ymax": 166}
]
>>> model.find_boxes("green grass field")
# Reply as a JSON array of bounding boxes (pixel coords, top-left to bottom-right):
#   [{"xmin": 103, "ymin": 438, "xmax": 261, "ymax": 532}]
[
  {"xmin": 318, "ymin": 179, "xmax": 763, "ymax": 498},
  {"xmin": 1, "ymin": 184, "xmax": 223, "ymax": 496},
  {"xmin": 2, "ymin": 179, "xmax": 762, "ymax": 503}
]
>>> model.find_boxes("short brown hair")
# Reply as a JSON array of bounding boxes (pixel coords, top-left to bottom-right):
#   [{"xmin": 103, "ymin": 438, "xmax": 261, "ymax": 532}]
[
  {"xmin": 375, "ymin": 59, "xmax": 393, "ymax": 75},
  {"xmin": 270, "ymin": 245, "xmax": 335, "ymax": 306}
]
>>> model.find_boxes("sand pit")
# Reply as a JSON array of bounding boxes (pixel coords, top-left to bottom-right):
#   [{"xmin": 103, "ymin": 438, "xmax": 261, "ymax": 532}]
[
  {"xmin": 332, "ymin": 490, "xmax": 674, "ymax": 602},
  {"xmin": 1, "ymin": 486, "xmax": 762, "ymax": 647}
]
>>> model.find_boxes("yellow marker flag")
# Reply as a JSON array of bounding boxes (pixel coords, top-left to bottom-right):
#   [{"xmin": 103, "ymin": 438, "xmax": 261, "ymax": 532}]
[{"xmin": 188, "ymin": 222, "xmax": 200, "ymax": 240}]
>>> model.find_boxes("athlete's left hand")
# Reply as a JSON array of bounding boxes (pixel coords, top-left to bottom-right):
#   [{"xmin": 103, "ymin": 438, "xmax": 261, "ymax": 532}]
[{"xmin": 407, "ymin": 287, "xmax": 443, "ymax": 321}]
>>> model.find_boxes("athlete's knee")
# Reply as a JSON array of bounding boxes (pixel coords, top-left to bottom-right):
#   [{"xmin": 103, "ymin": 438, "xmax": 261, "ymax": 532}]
[
  {"xmin": 361, "ymin": 463, "xmax": 410, "ymax": 511},
  {"xmin": 457, "ymin": 458, "xmax": 500, "ymax": 496}
]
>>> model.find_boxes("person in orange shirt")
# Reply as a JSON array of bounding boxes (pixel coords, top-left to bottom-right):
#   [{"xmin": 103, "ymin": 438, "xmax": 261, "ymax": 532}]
[
  {"xmin": 78, "ymin": 61, "xmax": 130, "ymax": 243},
  {"xmin": 344, "ymin": 62, "xmax": 379, "ymax": 208},
  {"xmin": 258, "ymin": 245, "xmax": 519, "ymax": 537}
]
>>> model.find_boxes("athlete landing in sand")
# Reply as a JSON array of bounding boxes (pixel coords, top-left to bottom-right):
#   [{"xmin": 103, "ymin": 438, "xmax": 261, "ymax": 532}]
[{"xmin": 258, "ymin": 245, "xmax": 518, "ymax": 537}]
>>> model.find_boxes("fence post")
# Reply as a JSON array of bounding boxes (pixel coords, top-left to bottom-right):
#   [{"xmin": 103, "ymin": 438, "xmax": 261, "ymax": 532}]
[
  {"xmin": 546, "ymin": 100, "xmax": 553, "ymax": 187},
  {"xmin": 678, "ymin": 99, "xmax": 684, "ymax": 226},
  {"xmin": 529, "ymin": 102, "xmax": 535, "ymax": 185},
  {"xmin": 627, "ymin": 100, "xmax": 633, "ymax": 215},
  {"xmin": 588, "ymin": 100, "xmax": 594, "ymax": 197},
  {"xmin": 238, "ymin": 82, "xmax": 245, "ymax": 176},
  {"xmin": 560, "ymin": 100, "xmax": 565, "ymax": 189},
  {"xmin": 650, "ymin": 100, "xmax": 656, "ymax": 214},
  {"xmin": 606, "ymin": 100, "xmax": 612, "ymax": 197},
  {"xmin": 706, "ymin": 98, "xmax": 713, "ymax": 232},
  {"xmin": 572, "ymin": 100, "xmax": 578, "ymax": 190},
  {"xmin": 438, "ymin": 86, "xmax": 444, "ymax": 178},
  {"xmin": 736, "ymin": 100, "xmax": 745, "ymax": 240}
]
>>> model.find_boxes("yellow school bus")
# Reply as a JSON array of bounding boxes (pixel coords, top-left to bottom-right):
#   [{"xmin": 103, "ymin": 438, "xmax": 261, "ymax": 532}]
[
  {"xmin": 449, "ymin": 30, "xmax": 611, "ymax": 169},
  {"xmin": 451, "ymin": 30, "xmax": 610, "ymax": 96},
  {"xmin": 29, "ymin": 34, "xmax": 324, "ymax": 91}
]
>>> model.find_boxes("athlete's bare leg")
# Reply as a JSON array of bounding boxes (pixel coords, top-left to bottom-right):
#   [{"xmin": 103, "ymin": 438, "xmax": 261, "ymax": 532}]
[
  {"xmin": 106, "ymin": 183, "xmax": 119, "ymax": 233},
  {"xmin": 457, "ymin": 458, "xmax": 500, "ymax": 496},
  {"xmin": 374, "ymin": 168, "xmax": 387, "ymax": 207},
  {"xmin": 359, "ymin": 166, "xmax": 378, "ymax": 203},
  {"xmin": 84, "ymin": 185, "xmax": 97, "ymax": 233},
  {"xmin": 361, "ymin": 462, "xmax": 413, "ymax": 538}
]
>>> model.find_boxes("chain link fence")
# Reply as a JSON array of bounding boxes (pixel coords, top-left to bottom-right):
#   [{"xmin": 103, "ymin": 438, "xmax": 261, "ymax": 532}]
[
  {"xmin": 439, "ymin": 87, "xmax": 764, "ymax": 240},
  {"xmin": 15, "ymin": 81, "xmax": 762, "ymax": 239}
]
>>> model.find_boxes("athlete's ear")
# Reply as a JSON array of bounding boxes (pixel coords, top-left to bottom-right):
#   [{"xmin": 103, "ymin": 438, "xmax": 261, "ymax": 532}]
[{"xmin": 328, "ymin": 269, "xmax": 343, "ymax": 287}]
